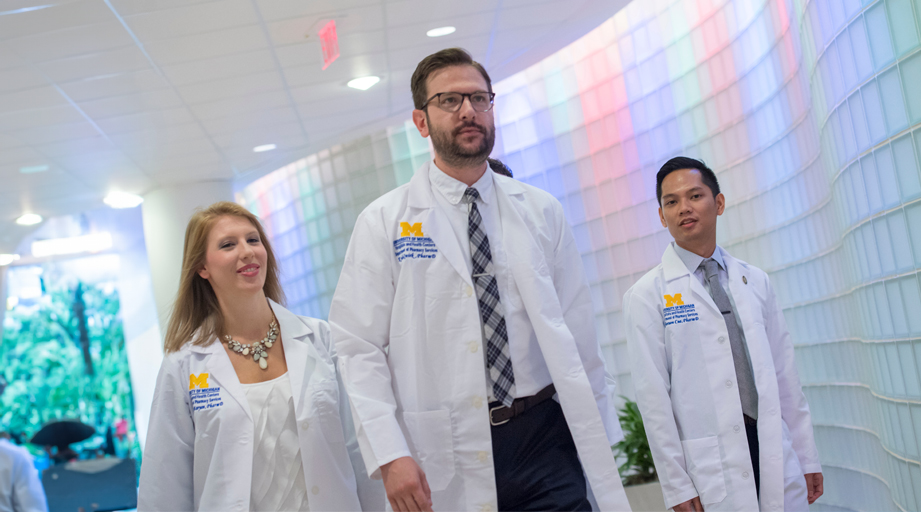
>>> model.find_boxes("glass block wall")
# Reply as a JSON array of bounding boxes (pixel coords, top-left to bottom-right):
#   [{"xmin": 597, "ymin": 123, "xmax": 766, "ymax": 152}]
[
  {"xmin": 239, "ymin": 0, "xmax": 921, "ymax": 508},
  {"xmin": 238, "ymin": 122, "xmax": 433, "ymax": 318}
]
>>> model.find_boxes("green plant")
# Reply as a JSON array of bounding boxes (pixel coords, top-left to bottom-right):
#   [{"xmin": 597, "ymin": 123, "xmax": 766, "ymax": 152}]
[{"xmin": 612, "ymin": 398, "xmax": 657, "ymax": 486}]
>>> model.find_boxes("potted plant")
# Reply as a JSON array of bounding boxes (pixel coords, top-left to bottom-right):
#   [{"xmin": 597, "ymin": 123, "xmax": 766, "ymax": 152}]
[{"xmin": 613, "ymin": 399, "xmax": 665, "ymax": 511}]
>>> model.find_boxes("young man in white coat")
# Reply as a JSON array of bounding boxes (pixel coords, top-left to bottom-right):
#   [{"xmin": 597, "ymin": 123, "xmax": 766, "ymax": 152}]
[
  {"xmin": 623, "ymin": 157, "xmax": 824, "ymax": 511},
  {"xmin": 329, "ymin": 48, "xmax": 632, "ymax": 512}
]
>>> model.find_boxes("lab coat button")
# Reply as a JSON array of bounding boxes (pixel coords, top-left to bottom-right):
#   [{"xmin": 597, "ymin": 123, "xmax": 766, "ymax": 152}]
[
  {"xmin": 472, "ymin": 396, "xmax": 484, "ymax": 409},
  {"xmin": 477, "ymin": 451, "xmax": 489, "ymax": 462},
  {"xmin": 725, "ymin": 380, "xmax": 733, "ymax": 388},
  {"xmin": 742, "ymin": 472, "xmax": 749, "ymax": 479},
  {"xmin": 718, "ymin": 336, "xmax": 726, "ymax": 343},
  {"xmin": 733, "ymin": 425, "xmax": 741, "ymax": 433},
  {"xmin": 480, "ymin": 504, "xmax": 493, "ymax": 512},
  {"xmin": 301, "ymin": 421, "xmax": 310, "ymax": 430},
  {"xmin": 465, "ymin": 285, "xmax": 474, "ymax": 296},
  {"xmin": 312, "ymin": 486, "xmax": 320, "ymax": 495},
  {"xmin": 469, "ymin": 341, "xmax": 479, "ymax": 353}
]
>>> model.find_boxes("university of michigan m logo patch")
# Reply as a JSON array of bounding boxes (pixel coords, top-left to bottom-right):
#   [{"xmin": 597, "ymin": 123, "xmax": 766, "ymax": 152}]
[
  {"xmin": 189, "ymin": 373, "xmax": 210, "ymax": 390},
  {"xmin": 664, "ymin": 294, "xmax": 684, "ymax": 307},
  {"xmin": 400, "ymin": 222, "xmax": 424, "ymax": 237}
]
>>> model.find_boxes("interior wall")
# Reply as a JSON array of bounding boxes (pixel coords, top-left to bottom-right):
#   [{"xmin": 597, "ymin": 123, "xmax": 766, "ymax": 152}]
[{"xmin": 239, "ymin": 0, "xmax": 921, "ymax": 509}]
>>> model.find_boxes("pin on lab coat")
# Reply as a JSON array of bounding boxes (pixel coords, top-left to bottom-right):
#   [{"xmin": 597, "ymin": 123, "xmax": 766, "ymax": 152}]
[
  {"xmin": 138, "ymin": 300, "xmax": 382, "ymax": 512},
  {"xmin": 623, "ymin": 244, "xmax": 821, "ymax": 511},
  {"xmin": 330, "ymin": 161, "xmax": 632, "ymax": 511}
]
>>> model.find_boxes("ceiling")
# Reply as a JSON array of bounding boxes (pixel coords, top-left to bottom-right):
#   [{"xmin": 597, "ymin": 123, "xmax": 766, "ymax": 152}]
[{"xmin": 0, "ymin": 0, "xmax": 628, "ymax": 253}]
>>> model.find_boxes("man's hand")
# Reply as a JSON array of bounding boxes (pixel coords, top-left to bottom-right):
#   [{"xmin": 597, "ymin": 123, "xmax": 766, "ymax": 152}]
[
  {"xmin": 381, "ymin": 456, "xmax": 433, "ymax": 512},
  {"xmin": 673, "ymin": 496, "xmax": 703, "ymax": 511},
  {"xmin": 805, "ymin": 472, "xmax": 824, "ymax": 504}
]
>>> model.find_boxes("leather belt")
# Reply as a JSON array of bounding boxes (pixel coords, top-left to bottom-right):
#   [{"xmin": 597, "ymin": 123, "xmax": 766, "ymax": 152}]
[
  {"xmin": 488, "ymin": 384, "xmax": 556, "ymax": 426},
  {"xmin": 743, "ymin": 414, "xmax": 757, "ymax": 427}
]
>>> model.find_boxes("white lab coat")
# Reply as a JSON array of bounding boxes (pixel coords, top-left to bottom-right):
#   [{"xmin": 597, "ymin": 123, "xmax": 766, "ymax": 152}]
[
  {"xmin": 0, "ymin": 439, "xmax": 47, "ymax": 512},
  {"xmin": 623, "ymin": 244, "xmax": 821, "ymax": 511},
  {"xmin": 330, "ymin": 161, "xmax": 632, "ymax": 511},
  {"xmin": 138, "ymin": 300, "xmax": 383, "ymax": 512}
]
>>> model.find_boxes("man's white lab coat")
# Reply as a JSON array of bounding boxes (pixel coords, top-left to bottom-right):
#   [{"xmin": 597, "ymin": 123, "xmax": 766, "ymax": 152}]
[
  {"xmin": 623, "ymin": 244, "xmax": 821, "ymax": 511},
  {"xmin": 330, "ymin": 161, "xmax": 631, "ymax": 511}
]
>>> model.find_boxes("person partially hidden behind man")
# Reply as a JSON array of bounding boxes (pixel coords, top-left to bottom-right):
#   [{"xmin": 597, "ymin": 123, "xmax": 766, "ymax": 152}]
[
  {"xmin": 329, "ymin": 47, "xmax": 632, "ymax": 512},
  {"xmin": 623, "ymin": 156, "xmax": 824, "ymax": 511}
]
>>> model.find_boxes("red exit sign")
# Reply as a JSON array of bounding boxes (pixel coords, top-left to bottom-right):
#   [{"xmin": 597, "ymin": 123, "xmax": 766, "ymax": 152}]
[{"xmin": 319, "ymin": 20, "xmax": 339, "ymax": 70}]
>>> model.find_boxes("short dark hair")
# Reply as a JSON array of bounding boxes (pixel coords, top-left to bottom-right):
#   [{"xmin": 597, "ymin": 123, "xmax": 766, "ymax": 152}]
[
  {"xmin": 656, "ymin": 156, "xmax": 721, "ymax": 205},
  {"xmin": 411, "ymin": 48, "xmax": 492, "ymax": 110}
]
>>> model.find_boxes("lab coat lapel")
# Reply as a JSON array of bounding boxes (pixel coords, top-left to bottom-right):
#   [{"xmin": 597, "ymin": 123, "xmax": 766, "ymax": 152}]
[
  {"xmin": 191, "ymin": 339, "xmax": 252, "ymax": 422},
  {"xmin": 661, "ymin": 243, "xmax": 721, "ymax": 316},
  {"xmin": 407, "ymin": 161, "xmax": 472, "ymax": 286},
  {"xmin": 270, "ymin": 300, "xmax": 321, "ymax": 415}
]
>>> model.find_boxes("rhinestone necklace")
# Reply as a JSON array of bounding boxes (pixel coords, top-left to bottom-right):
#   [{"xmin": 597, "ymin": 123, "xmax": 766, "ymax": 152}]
[{"xmin": 224, "ymin": 318, "xmax": 278, "ymax": 370}]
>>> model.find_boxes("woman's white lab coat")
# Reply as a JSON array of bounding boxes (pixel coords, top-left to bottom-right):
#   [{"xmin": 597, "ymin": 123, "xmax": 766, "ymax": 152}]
[
  {"xmin": 330, "ymin": 161, "xmax": 632, "ymax": 511},
  {"xmin": 623, "ymin": 244, "xmax": 822, "ymax": 511},
  {"xmin": 137, "ymin": 300, "xmax": 383, "ymax": 512}
]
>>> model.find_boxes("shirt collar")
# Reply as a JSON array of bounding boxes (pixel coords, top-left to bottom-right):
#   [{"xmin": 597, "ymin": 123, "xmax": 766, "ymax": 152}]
[
  {"xmin": 429, "ymin": 160, "xmax": 494, "ymax": 205},
  {"xmin": 672, "ymin": 242, "xmax": 725, "ymax": 273}
]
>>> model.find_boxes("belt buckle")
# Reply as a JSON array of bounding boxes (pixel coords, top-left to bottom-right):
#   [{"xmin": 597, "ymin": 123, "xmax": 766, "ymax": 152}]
[{"xmin": 489, "ymin": 405, "xmax": 510, "ymax": 426}]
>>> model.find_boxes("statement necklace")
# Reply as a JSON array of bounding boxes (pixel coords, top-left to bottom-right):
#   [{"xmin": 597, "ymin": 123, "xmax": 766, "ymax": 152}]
[{"xmin": 224, "ymin": 318, "xmax": 278, "ymax": 370}]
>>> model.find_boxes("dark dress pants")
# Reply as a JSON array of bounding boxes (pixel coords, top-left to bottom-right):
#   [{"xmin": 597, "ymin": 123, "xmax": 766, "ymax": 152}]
[{"xmin": 490, "ymin": 398, "xmax": 591, "ymax": 511}]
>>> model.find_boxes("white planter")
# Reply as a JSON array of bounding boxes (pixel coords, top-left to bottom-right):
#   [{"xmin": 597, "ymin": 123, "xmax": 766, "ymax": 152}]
[{"xmin": 624, "ymin": 480, "xmax": 667, "ymax": 512}]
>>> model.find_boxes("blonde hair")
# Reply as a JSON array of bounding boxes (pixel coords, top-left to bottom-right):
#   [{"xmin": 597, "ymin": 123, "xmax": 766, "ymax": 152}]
[{"xmin": 163, "ymin": 201, "xmax": 285, "ymax": 353}]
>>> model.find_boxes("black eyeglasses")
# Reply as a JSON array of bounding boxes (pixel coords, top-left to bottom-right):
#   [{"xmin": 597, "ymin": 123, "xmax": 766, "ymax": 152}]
[{"xmin": 421, "ymin": 91, "xmax": 496, "ymax": 112}]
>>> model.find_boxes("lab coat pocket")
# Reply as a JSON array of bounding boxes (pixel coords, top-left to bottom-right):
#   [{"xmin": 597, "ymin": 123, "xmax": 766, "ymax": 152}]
[
  {"xmin": 681, "ymin": 436, "xmax": 727, "ymax": 505},
  {"xmin": 402, "ymin": 409, "xmax": 455, "ymax": 491}
]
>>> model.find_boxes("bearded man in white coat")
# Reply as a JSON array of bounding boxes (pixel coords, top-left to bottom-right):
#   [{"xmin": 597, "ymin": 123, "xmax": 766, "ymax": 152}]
[
  {"xmin": 329, "ymin": 48, "xmax": 632, "ymax": 512},
  {"xmin": 623, "ymin": 157, "xmax": 824, "ymax": 511}
]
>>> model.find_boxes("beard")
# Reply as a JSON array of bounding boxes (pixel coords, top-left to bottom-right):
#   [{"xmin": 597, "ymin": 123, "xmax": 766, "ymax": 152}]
[{"xmin": 428, "ymin": 118, "xmax": 496, "ymax": 168}]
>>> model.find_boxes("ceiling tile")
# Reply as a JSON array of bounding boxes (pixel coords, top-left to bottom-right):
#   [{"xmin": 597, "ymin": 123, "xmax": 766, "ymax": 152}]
[
  {"xmin": 0, "ymin": 66, "xmax": 48, "ymax": 94},
  {"xmin": 5, "ymin": 22, "xmax": 136, "ymax": 63},
  {"xmin": 94, "ymin": 107, "xmax": 196, "ymax": 135},
  {"xmin": 187, "ymin": 89, "xmax": 290, "ymax": 120},
  {"xmin": 15, "ymin": 121, "xmax": 100, "ymax": 145},
  {"xmin": 0, "ymin": 1, "xmax": 115, "ymax": 41},
  {"xmin": 142, "ymin": 24, "xmax": 267, "ymax": 66},
  {"xmin": 0, "ymin": 86, "xmax": 68, "ymax": 115},
  {"xmin": 35, "ymin": 46, "xmax": 153, "ymax": 83},
  {"xmin": 176, "ymin": 70, "xmax": 285, "ymax": 105},
  {"xmin": 0, "ymin": 105, "xmax": 86, "ymax": 131},
  {"xmin": 56, "ymin": 68, "xmax": 172, "ymax": 103},
  {"xmin": 254, "ymin": 0, "xmax": 378, "ymax": 23},
  {"xmin": 107, "ymin": 0, "xmax": 216, "ymax": 17},
  {"xmin": 124, "ymin": 0, "xmax": 258, "ymax": 41},
  {"xmin": 385, "ymin": 0, "xmax": 497, "ymax": 28},
  {"xmin": 159, "ymin": 49, "xmax": 276, "ymax": 86},
  {"xmin": 77, "ymin": 88, "xmax": 185, "ymax": 119},
  {"xmin": 198, "ymin": 105, "xmax": 300, "ymax": 135}
]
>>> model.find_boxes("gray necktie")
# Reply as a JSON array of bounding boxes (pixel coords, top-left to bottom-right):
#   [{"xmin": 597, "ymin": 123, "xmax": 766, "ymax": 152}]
[{"xmin": 703, "ymin": 258, "xmax": 758, "ymax": 419}]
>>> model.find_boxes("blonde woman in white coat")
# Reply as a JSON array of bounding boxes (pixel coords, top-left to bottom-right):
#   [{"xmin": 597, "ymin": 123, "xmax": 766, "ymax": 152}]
[{"xmin": 138, "ymin": 201, "xmax": 382, "ymax": 512}]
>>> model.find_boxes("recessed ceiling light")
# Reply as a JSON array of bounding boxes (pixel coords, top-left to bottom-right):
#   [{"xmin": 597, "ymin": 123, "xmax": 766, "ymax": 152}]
[
  {"xmin": 20, "ymin": 164, "xmax": 50, "ymax": 174},
  {"xmin": 253, "ymin": 144, "xmax": 277, "ymax": 153},
  {"xmin": 347, "ymin": 76, "xmax": 380, "ymax": 91},
  {"xmin": 104, "ymin": 191, "xmax": 144, "ymax": 209},
  {"xmin": 16, "ymin": 213, "xmax": 42, "ymax": 226},
  {"xmin": 0, "ymin": 254, "xmax": 19, "ymax": 266},
  {"xmin": 427, "ymin": 26, "xmax": 456, "ymax": 37}
]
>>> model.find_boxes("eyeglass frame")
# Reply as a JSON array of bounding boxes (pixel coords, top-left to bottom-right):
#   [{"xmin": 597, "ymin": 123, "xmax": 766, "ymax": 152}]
[{"xmin": 420, "ymin": 91, "xmax": 496, "ymax": 112}]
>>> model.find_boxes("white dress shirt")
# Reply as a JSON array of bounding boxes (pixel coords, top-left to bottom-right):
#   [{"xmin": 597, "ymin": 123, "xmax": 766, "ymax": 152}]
[
  {"xmin": 672, "ymin": 242, "xmax": 750, "ymax": 353},
  {"xmin": 429, "ymin": 161, "xmax": 553, "ymax": 399}
]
